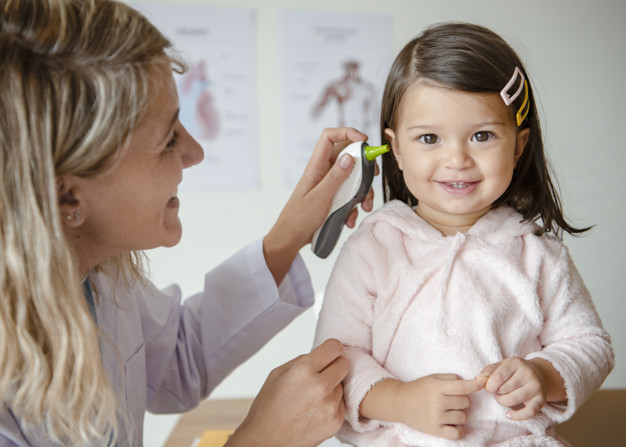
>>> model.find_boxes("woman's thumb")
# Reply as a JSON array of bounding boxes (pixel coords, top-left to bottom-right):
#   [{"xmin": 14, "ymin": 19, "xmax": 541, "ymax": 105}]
[{"xmin": 321, "ymin": 153, "xmax": 355, "ymax": 194}]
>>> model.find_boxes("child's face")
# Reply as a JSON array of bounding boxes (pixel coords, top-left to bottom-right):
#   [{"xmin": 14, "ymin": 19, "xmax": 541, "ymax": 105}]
[{"xmin": 385, "ymin": 82, "xmax": 529, "ymax": 234}]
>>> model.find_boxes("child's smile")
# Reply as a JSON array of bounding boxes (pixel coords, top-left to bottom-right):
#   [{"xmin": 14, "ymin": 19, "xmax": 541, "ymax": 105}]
[{"xmin": 437, "ymin": 180, "xmax": 479, "ymax": 195}]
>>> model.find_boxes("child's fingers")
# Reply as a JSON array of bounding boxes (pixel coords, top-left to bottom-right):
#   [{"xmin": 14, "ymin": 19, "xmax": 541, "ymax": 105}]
[
  {"xmin": 478, "ymin": 362, "xmax": 499, "ymax": 379},
  {"xmin": 442, "ymin": 377, "xmax": 486, "ymax": 396},
  {"xmin": 442, "ymin": 409, "xmax": 468, "ymax": 426},
  {"xmin": 494, "ymin": 368, "xmax": 542, "ymax": 397},
  {"xmin": 496, "ymin": 381, "xmax": 545, "ymax": 410},
  {"xmin": 442, "ymin": 394, "xmax": 472, "ymax": 411},
  {"xmin": 474, "ymin": 374, "xmax": 488, "ymax": 389},
  {"xmin": 489, "ymin": 358, "xmax": 542, "ymax": 396},
  {"xmin": 439, "ymin": 424, "xmax": 466, "ymax": 441},
  {"xmin": 483, "ymin": 362, "xmax": 517, "ymax": 394},
  {"xmin": 504, "ymin": 395, "xmax": 544, "ymax": 421},
  {"xmin": 493, "ymin": 383, "xmax": 528, "ymax": 408}
]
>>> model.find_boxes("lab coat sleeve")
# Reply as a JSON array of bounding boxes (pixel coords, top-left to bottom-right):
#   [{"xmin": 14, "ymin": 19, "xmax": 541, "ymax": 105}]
[
  {"xmin": 0, "ymin": 404, "xmax": 27, "ymax": 447},
  {"xmin": 143, "ymin": 238, "xmax": 315, "ymax": 413},
  {"xmin": 314, "ymin": 230, "xmax": 396, "ymax": 433},
  {"xmin": 526, "ymin": 242, "xmax": 614, "ymax": 423}
]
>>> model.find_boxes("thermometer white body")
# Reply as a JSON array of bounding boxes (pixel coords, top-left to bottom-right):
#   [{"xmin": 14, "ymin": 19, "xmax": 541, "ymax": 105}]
[{"xmin": 312, "ymin": 141, "xmax": 388, "ymax": 258}]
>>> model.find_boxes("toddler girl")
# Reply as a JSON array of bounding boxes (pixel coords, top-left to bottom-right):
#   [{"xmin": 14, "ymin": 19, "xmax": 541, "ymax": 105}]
[{"xmin": 314, "ymin": 23, "xmax": 614, "ymax": 446}]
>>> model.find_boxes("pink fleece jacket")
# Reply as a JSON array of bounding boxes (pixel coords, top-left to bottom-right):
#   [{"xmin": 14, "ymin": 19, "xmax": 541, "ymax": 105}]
[{"xmin": 314, "ymin": 201, "xmax": 614, "ymax": 447}]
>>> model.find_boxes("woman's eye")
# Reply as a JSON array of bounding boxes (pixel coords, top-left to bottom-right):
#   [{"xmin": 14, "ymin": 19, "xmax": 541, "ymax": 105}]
[
  {"xmin": 166, "ymin": 131, "xmax": 179, "ymax": 149},
  {"xmin": 418, "ymin": 134, "xmax": 439, "ymax": 145},
  {"xmin": 472, "ymin": 131, "xmax": 493, "ymax": 142}
]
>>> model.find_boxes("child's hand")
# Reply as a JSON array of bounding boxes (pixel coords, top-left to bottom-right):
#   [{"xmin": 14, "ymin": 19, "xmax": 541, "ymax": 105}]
[
  {"xmin": 400, "ymin": 374, "xmax": 486, "ymax": 439},
  {"xmin": 478, "ymin": 357, "xmax": 552, "ymax": 421},
  {"xmin": 361, "ymin": 374, "xmax": 485, "ymax": 440}
]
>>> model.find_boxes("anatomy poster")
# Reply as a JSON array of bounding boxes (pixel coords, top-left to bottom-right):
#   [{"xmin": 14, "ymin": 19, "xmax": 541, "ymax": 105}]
[
  {"xmin": 134, "ymin": 4, "xmax": 258, "ymax": 190},
  {"xmin": 279, "ymin": 9, "xmax": 392, "ymax": 186}
]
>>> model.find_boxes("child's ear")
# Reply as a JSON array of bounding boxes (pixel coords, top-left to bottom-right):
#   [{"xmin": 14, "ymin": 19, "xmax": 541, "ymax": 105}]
[
  {"xmin": 57, "ymin": 175, "xmax": 84, "ymax": 227},
  {"xmin": 514, "ymin": 128, "xmax": 530, "ymax": 165},
  {"xmin": 384, "ymin": 128, "xmax": 403, "ymax": 170}
]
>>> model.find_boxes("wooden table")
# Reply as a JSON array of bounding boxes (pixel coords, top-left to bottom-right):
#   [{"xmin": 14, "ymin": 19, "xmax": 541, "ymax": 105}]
[
  {"xmin": 164, "ymin": 390, "xmax": 626, "ymax": 447},
  {"xmin": 163, "ymin": 398, "xmax": 253, "ymax": 447},
  {"xmin": 553, "ymin": 388, "xmax": 625, "ymax": 446}
]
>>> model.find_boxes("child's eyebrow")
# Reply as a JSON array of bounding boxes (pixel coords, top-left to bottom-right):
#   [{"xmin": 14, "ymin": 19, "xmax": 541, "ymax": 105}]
[
  {"xmin": 474, "ymin": 120, "xmax": 507, "ymax": 127},
  {"xmin": 406, "ymin": 120, "xmax": 507, "ymax": 130},
  {"xmin": 405, "ymin": 124, "xmax": 440, "ymax": 131}
]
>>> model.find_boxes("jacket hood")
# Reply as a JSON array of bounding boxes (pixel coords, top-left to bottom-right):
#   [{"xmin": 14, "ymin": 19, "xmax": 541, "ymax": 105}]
[{"xmin": 360, "ymin": 200, "xmax": 539, "ymax": 245}]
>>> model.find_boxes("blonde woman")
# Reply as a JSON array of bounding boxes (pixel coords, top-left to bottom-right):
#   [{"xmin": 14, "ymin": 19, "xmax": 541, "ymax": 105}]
[{"xmin": 0, "ymin": 0, "xmax": 371, "ymax": 445}]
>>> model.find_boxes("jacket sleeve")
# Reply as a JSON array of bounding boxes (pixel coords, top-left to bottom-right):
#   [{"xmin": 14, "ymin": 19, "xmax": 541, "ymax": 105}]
[
  {"xmin": 527, "ymin": 241, "xmax": 614, "ymax": 423},
  {"xmin": 142, "ymin": 238, "xmax": 315, "ymax": 413},
  {"xmin": 313, "ymin": 231, "xmax": 396, "ymax": 433}
]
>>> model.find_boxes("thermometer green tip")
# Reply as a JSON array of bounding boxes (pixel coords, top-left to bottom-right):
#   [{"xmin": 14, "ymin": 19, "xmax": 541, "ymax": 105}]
[{"xmin": 364, "ymin": 144, "xmax": 390, "ymax": 161}]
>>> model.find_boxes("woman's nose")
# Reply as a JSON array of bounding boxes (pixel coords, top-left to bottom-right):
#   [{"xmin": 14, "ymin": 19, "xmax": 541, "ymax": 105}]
[{"xmin": 179, "ymin": 126, "xmax": 205, "ymax": 169}]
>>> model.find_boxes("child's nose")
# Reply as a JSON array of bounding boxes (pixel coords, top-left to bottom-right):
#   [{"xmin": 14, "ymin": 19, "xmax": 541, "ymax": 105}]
[{"xmin": 444, "ymin": 142, "xmax": 473, "ymax": 169}]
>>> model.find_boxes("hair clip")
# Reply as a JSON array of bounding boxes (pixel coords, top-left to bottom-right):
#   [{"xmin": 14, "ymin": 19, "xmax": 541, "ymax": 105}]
[
  {"xmin": 501, "ymin": 67, "xmax": 530, "ymax": 126},
  {"xmin": 516, "ymin": 80, "xmax": 530, "ymax": 126},
  {"xmin": 500, "ymin": 67, "xmax": 525, "ymax": 106}
]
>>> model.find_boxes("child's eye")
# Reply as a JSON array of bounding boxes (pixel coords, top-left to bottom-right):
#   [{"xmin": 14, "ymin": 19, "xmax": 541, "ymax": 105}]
[
  {"xmin": 166, "ymin": 131, "xmax": 179, "ymax": 149},
  {"xmin": 472, "ymin": 131, "xmax": 493, "ymax": 142},
  {"xmin": 418, "ymin": 134, "xmax": 439, "ymax": 145}
]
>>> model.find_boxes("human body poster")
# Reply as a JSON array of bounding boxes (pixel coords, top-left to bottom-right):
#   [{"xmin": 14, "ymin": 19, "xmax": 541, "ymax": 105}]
[
  {"xmin": 279, "ymin": 10, "xmax": 393, "ymax": 186},
  {"xmin": 135, "ymin": 4, "xmax": 258, "ymax": 190}
]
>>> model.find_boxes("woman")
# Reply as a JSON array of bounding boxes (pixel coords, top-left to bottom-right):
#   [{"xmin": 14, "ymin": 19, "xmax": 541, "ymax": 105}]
[{"xmin": 0, "ymin": 0, "xmax": 371, "ymax": 445}]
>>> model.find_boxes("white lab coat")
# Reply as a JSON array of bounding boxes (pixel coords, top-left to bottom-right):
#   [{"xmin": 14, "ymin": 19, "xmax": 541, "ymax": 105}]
[{"xmin": 0, "ymin": 239, "xmax": 314, "ymax": 446}]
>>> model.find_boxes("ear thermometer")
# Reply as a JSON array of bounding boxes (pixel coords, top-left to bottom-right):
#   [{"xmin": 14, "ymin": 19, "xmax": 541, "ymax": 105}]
[{"xmin": 312, "ymin": 141, "xmax": 389, "ymax": 258}]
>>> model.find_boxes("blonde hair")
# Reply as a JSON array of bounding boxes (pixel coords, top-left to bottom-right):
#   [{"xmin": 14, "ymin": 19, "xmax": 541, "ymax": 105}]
[{"xmin": 0, "ymin": 0, "xmax": 183, "ymax": 444}]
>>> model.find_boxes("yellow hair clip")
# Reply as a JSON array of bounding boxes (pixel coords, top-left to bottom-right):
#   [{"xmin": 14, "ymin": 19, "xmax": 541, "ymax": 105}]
[{"xmin": 516, "ymin": 80, "xmax": 530, "ymax": 126}]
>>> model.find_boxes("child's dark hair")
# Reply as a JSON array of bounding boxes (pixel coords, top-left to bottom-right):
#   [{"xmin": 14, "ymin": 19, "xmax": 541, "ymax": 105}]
[{"xmin": 380, "ymin": 22, "xmax": 589, "ymax": 237}]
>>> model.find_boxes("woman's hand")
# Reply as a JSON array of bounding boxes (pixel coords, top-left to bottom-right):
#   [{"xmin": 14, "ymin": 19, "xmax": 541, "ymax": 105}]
[
  {"xmin": 226, "ymin": 339, "xmax": 350, "ymax": 447},
  {"xmin": 264, "ymin": 127, "xmax": 372, "ymax": 284}
]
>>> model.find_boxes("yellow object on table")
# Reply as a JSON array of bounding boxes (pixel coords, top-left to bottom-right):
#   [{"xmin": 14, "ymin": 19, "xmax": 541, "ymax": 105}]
[
  {"xmin": 164, "ymin": 398, "xmax": 252, "ymax": 447},
  {"xmin": 195, "ymin": 429, "xmax": 234, "ymax": 447}
]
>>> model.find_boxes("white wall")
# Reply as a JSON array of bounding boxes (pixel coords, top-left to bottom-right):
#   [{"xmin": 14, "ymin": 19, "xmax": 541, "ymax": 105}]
[{"xmin": 134, "ymin": 1, "xmax": 626, "ymax": 445}]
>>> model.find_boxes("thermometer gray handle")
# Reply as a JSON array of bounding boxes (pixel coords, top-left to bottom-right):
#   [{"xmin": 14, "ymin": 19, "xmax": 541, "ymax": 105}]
[{"xmin": 312, "ymin": 153, "xmax": 375, "ymax": 258}]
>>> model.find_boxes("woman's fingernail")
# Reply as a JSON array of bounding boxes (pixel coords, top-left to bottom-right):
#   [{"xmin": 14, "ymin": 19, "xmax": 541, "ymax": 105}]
[{"xmin": 339, "ymin": 153, "xmax": 353, "ymax": 169}]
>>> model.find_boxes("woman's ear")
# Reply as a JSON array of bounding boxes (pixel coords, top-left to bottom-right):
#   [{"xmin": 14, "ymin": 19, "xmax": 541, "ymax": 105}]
[
  {"xmin": 57, "ymin": 175, "xmax": 84, "ymax": 226},
  {"xmin": 384, "ymin": 128, "xmax": 403, "ymax": 170},
  {"xmin": 514, "ymin": 128, "xmax": 531, "ymax": 165}
]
